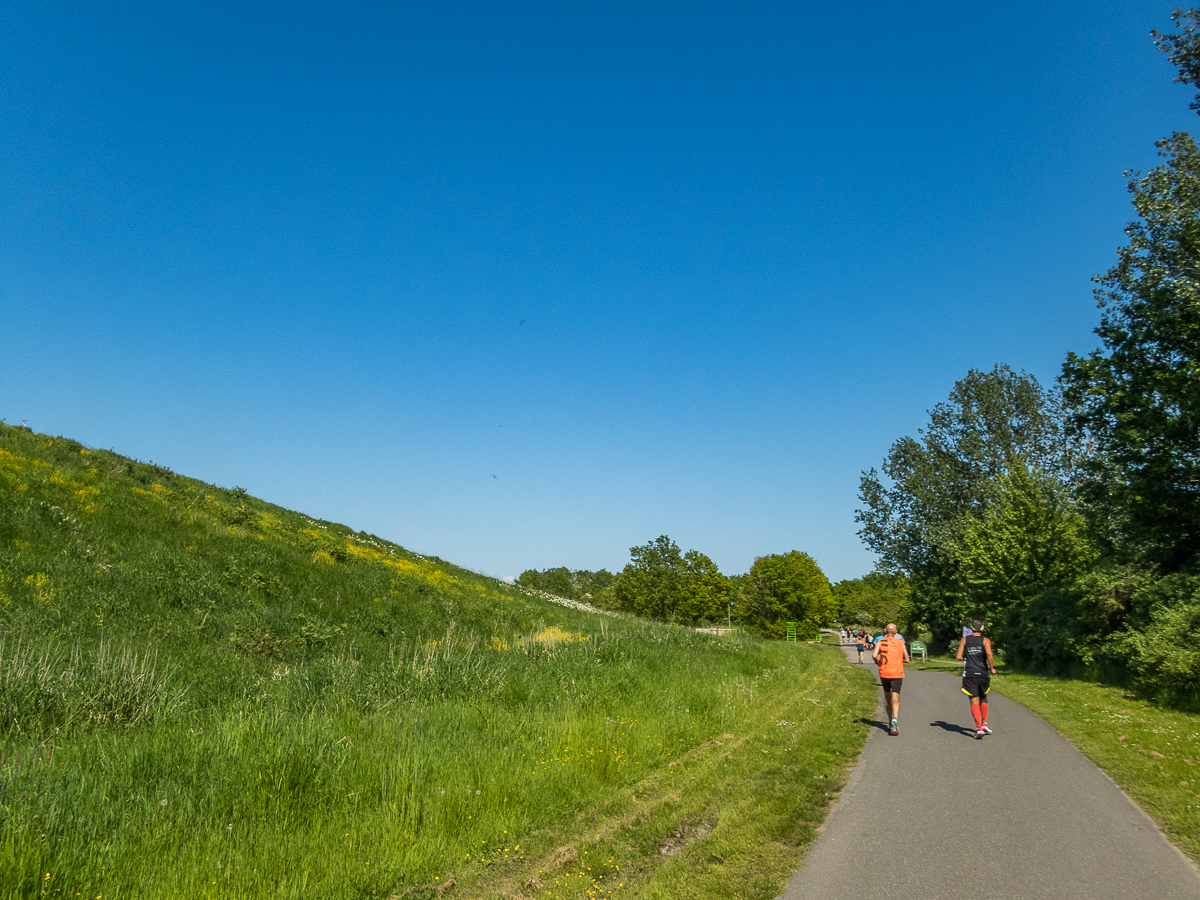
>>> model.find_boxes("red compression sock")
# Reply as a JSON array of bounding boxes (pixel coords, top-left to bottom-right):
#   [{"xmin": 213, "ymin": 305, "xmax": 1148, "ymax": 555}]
[
  {"xmin": 980, "ymin": 702, "xmax": 989, "ymax": 723},
  {"xmin": 971, "ymin": 706, "xmax": 982, "ymax": 727}
]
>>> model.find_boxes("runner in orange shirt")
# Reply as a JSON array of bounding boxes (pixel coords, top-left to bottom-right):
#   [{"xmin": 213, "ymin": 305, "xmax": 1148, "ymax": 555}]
[{"xmin": 872, "ymin": 622, "xmax": 910, "ymax": 736}]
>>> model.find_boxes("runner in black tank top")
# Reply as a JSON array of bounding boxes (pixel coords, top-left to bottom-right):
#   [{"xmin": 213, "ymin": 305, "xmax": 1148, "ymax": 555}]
[{"xmin": 956, "ymin": 620, "xmax": 996, "ymax": 738}]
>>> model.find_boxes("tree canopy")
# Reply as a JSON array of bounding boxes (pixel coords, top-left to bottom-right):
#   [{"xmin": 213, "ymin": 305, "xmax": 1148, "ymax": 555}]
[
  {"xmin": 855, "ymin": 365, "xmax": 1072, "ymax": 646},
  {"xmin": 857, "ymin": 364, "xmax": 1067, "ymax": 577},
  {"xmin": 517, "ymin": 567, "xmax": 617, "ymax": 608},
  {"xmin": 741, "ymin": 551, "xmax": 835, "ymax": 640},
  {"xmin": 833, "ymin": 572, "xmax": 910, "ymax": 629},
  {"xmin": 955, "ymin": 460, "xmax": 1097, "ymax": 643},
  {"xmin": 1061, "ymin": 131, "xmax": 1200, "ymax": 568},
  {"xmin": 849, "ymin": 8, "xmax": 1200, "ymax": 702},
  {"xmin": 613, "ymin": 536, "xmax": 731, "ymax": 624}
]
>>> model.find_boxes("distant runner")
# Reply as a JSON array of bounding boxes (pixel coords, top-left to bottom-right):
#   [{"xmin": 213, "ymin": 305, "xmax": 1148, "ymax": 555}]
[
  {"xmin": 856, "ymin": 633, "xmax": 865, "ymax": 664},
  {"xmin": 956, "ymin": 619, "xmax": 996, "ymax": 739},
  {"xmin": 872, "ymin": 623, "xmax": 910, "ymax": 735}
]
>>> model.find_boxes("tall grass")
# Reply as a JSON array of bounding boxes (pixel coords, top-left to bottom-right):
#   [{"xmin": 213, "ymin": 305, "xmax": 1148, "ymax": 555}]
[{"xmin": 0, "ymin": 425, "xmax": 874, "ymax": 899}]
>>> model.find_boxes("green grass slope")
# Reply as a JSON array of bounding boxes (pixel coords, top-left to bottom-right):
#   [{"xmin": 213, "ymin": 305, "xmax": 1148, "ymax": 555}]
[{"xmin": 0, "ymin": 423, "xmax": 875, "ymax": 900}]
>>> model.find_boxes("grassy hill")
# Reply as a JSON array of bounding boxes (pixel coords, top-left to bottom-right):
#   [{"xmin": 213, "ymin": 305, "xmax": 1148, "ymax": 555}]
[{"xmin": 0, "ymin": 422, "xmax": 874, "ymax": 900}]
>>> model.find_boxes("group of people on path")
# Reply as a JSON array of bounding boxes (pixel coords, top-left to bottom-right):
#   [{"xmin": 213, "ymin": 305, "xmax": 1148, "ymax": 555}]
[
  {"xmin": 839, "ymin": 628, "xmax": 874, "ymax": 665},
  {"xmin": 846, "ymin": 620, "xmax": 997, "ymax": 740}
]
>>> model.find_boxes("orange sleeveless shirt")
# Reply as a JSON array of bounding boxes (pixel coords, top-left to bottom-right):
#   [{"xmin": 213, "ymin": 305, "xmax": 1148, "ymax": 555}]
[{"xmin": 876, "ymin": 637, "xmax": 906, "ymax": 679}]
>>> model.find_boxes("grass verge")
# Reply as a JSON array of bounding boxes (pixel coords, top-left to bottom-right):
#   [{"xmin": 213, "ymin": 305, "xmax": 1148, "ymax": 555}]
[
  {"xmin": 0, "ymin": 425, "xmax": 880, "ymax": 898},
  {"xmin": 442, "ymin": 643, "xmax": 877, "ymax": 900}
]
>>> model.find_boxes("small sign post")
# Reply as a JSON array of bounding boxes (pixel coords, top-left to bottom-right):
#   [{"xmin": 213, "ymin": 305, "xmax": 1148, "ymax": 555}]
[{"xmin": 786, "ymin": 621, "xmax": 797, "ymax": 642}]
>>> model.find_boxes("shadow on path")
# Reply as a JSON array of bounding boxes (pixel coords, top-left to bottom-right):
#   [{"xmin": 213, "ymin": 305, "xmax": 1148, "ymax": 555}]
[
  {"xmin": 928, "ymin": 719, "xmax": 976, "ymax": 737},
  {"xmin": 857, "ymin": 717, "xmax": 891, "ymax": 734}
]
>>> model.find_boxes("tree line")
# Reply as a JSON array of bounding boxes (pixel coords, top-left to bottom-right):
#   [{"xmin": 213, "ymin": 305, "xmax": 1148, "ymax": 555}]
[
  {"xmin": 855, "ymin": 8, "xmax": 1200, "ymax": 708},
  {"xmin": 519, "ymin": 536, "xmax": 837, "ymax": 639}
]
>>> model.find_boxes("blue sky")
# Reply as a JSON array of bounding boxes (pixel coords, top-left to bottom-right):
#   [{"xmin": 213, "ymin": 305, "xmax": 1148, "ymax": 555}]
[{"xmin": 2, "ymin": 0, "xmax": 1196, "ymax": 582}]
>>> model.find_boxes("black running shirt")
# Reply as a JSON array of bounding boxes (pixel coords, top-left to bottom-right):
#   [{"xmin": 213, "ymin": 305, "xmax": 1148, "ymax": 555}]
[{"xmin": 962, "ymin": 634, "xmax": 989, "ymax": 677}]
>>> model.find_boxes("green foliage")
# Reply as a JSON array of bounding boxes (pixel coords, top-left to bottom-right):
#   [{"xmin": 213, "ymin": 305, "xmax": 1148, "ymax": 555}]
[
  {"xmin": 741, "ymin": 551, "xmax": 835, "ymax": 640},
  {"xmin": 614, "ymin": 535, "xmax": 684, "ymax": 619},
  {"xmin": 516, "ymin": 566, "xmax": 617, "ymax": 608},
  {"xmin": 857, "ymin": 12, "xmax": 1200, "ymax": 708},
  {"xmin": 1061, "ymin": 131, "xmax": 1200, "ymax": 569},
  {"xmin": 832, "ymin": 572, "xmax": 910, "ymax": 629},
  {"xmin": 0, "ymin": 423, "xmax": 871, "ymax": 898},
  {"xmin": 857, "ymin": 364, "xmax": 1068, "ymax": 577},
  {"xmin": 856, "ymin": 365, "xmax": 1072, "ymax": 647},
  {"xmin": 678, "ymin": 549, "xmax": 733, "ymax": 623},
  {"xmin": 1154, "ymin": 8, "xmax": 1200, "ymax": 113},
  {"xmin": 1119, "ymin": 583, "xmax": 1200, "ymax": 708},
  {"xmin": 1004, "ymin": 564, "xmax": 1200, "ymax": 709},
  {"xmin": 956, "ymin": 460, "xmax": 1097, "ymax": 642},
  {"xmin": 613, "ymin": 536, "xmax": 731, "ymax": 624},
  {"xmin": 1002, "ymin": 564, "xmax": 1151, "ymax": 676}
]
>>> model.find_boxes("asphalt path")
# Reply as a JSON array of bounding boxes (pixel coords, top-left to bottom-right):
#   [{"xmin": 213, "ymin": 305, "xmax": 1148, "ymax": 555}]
[{"xmin": 779, "ymin": 643, "xmax": 1200, "ymax": 900}]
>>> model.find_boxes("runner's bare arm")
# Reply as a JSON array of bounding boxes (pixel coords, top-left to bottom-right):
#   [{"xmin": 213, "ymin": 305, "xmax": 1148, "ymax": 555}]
[
  {"xmin": 983, "ymin": 637, "xmax": 996, "ymax": 674},
  {"xmin": 955, "ymin": 637, "xmax": 966, "ymax": 661}
]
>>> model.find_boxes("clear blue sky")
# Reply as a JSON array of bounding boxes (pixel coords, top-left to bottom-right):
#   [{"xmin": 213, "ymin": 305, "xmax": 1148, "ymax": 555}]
[{"xmin": 2, "ymin": 1, "xmax": 1195, "ymax": 582}]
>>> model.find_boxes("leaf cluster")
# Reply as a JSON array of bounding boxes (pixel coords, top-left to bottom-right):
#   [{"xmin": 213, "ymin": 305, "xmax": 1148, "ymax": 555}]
[
  {"xmin": 612, "ymin": 536, "xmax": 732, "ymax": 624},
  {"xmin": 515, "ymin": 567, "xmax": 617, "ymax": 608},
  {"xmin": 832, "ymin": 572, "xmax": 910, "ymax": 629},
  {"xmin": 1061, "ymin": 132, "xmax": 1200, "ymax": 567},
  {"xmin": 857, "ymin": 364, "xmax": 1069, "ymax": 577},
  {"xmin": 740, "ymin": 551, "xmax": 835, "ymax": 640}
]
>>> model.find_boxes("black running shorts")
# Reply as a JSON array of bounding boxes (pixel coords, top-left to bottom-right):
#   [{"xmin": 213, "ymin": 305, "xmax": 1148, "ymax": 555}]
[
  {"xmin": 961, "ymin": 675, "xmax": 991, "ymax": 699},
  {"xmin": 880, "ymin": 677, "xmax": 903, "ymax": 693}
]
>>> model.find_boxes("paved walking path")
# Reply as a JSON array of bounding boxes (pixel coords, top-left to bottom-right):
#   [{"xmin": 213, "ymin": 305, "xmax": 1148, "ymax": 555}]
[{"xmin": 779, "ymin": 644, "xmax": 1200, "ymax": 900}]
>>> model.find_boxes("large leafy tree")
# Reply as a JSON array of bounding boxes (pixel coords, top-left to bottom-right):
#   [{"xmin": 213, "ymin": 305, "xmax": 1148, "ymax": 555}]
[
  {"xmin": 1061, "ymin": 129, "xmax": 1200, "ymax": 568},
  {"xmin": 613, "ymin": 537, "xmax": 731, "ymax": 623},
  {"xmin": 833, "ymin": 572, "xmax": 910, "ymax": 629},
  {"xmin": 857, "ymin": 365, "xmax": 1067, "ymax": 575},
  {"xmin": 677, "ymin": 550, "xmax": 732, "ymax": 623},
  {"xmin": 614, "ymin": 535, "xmax": 684, "ymax": 620},
  {"xmin": 856, "ymin": 365, "xmax": 1070, "ymax": 646},
  {"xmin": 741, "ymin": 551, "xmax": 834, "ymax": 639},
  {"xmin": 955, "ymin": 460, "xmax": 1097, "ymax": 642}
]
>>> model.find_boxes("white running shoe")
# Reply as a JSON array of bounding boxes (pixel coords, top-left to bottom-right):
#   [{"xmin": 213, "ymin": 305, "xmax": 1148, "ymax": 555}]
[
  {"xmin": 980, "ymin": 723, "xmax": 992, "ymax": 734},
  {"xmin": 975, "ymin": 727, "xmax": 985, "ymax": 739}
]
